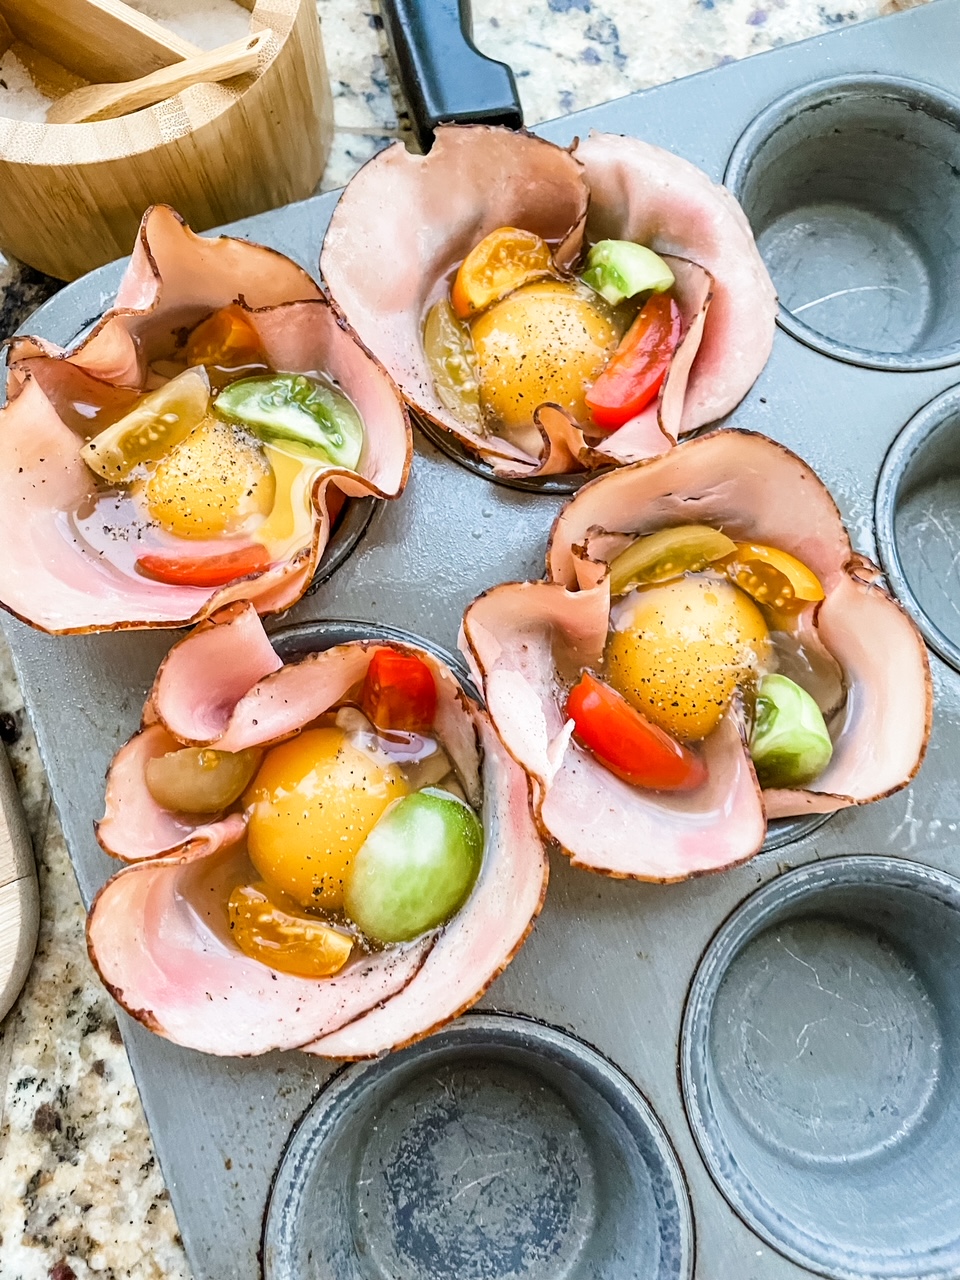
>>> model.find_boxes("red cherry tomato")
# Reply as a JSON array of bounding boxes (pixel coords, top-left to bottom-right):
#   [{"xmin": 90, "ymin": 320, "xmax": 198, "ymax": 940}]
[
  {"xmin": 135, "ymin": 543, "xmax": 270, "ymax": 588},
  {"xmin": 585, "ymin": 292, "xmax": 682, "ymax": 430},
  {"xmin": 565, "ymin": 671, "xmax": 706, "ymax": 791},
  {"xmin": 361, "ymin": 649, "xmax": 437, "ymax": 732}
]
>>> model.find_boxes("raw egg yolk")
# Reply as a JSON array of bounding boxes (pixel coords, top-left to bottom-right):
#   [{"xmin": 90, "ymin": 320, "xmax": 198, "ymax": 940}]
[
  {"xmin": 606, "ymin": 575, "xmax": 771, "ymax": 742},
  {"xmin": 244, "ymin": 728, "xmax": 408, "ymax": 910},
  {"xmin": 139, "ymin": 416, "xmax": 275, "ymax": 539},
  {"xmin": 469, "ymin": 280, "xmax": 619, "ymax": 437}
]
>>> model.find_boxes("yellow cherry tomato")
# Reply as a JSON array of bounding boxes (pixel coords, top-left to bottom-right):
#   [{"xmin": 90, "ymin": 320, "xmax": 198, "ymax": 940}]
[
  {"xmin": 608, "ymin": 525, "xmax": 737, "ymax": 596},
  {"xmin": 606, "ymin": 575, "xmax": 771, "ymax": 742},
  {"xmin": 470, "ymin": 280, "xmax": 619, "ymax": 437},
  {"xmin": 138, "ymin": 417, "xmax": 275, "ymax": 539},
  {"xmin": 451, "ymin": 226, "xmax": 555, "ymax": 319},
  {"xmin": 185, "ymin": 304, "xmax": 269, "ymax": 390},
  {"xmin": 244, "ymin": 728, "xmax": 408, "ymax": 910},
  {"xmin": 227, "ymin": 882, "xmax": 353, "ymax": 978},
  {"xmin": 723, "ymin": 542, "xmax": 825, "ymax": 613},
  {"xmin": 79, "ymin": 367, "xmax": 209, "ymax": 482}
]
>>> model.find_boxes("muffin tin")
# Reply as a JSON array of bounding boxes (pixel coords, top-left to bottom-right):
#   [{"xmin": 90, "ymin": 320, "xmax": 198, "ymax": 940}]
[{"xmin": 5, "ymin": 2, "xmax": 960, "ymax": 1276}]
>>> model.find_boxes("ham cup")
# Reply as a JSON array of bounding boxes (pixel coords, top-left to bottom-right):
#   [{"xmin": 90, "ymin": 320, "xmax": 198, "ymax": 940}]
[
  {"xmin": 87, "ymin": 602, "xmax": 548, "ymax": 1058},
  {"xmin": 460, "ymin": 431, "xmax": 931, "ymax": 881},
  {"xmin": 0, "ymin": 205, "xmax": 411, "ymax": 634},
  {"xmin": 320, "ymin": 125, "xmax": 776, "ymax": 479}
]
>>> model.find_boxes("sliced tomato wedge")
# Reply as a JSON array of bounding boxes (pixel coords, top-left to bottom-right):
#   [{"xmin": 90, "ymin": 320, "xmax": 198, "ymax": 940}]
[
  {"xmin": 451, "ymin": 226, "xmax": 554, "ymax": 319},
  {"xmin": 565, "ymin": 671, "xmax": 707, "ymax": 791},
  {"xmin": 135, "ymin": 543, "xmax": 271, "ymax": 588},
  {"xmin": 723, "ymin": 542, "xmax": 825, "ymax": 613},
  {"xmin": 361, "ymin": 649, "xmax": 437, "ymax": 732},
  {"xmin": 585, "ymin": 292, "xmax": 682, "ymax": 430}
]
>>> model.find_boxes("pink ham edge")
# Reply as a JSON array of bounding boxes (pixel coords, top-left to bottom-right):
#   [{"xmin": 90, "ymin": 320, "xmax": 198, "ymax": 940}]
[
  {"xmin": 148, "ymin": 600, "xmax": 283, "ymax": 743},
  {"xmin": 305, "ymin": 718, "xmax": 548, "ymax": 1059},
  {"xmin": 575, "ymin": 131, "xmax": 777, "ymax": 434},
  {"xmin": 0, "ymin": 210, "xmax": 411, "ymax": 635},
  {"xmin": 545, "ymin": 430, "xmax": 931, "ymax": 817},
  {"xmin": 90, "ymin": 604, "xmax": 544, "ymax": 1054},
  {"xmin": 86, "ymin": 843, "xmax": 434, "ymax": 1056},
  {"xmin": 460, "ymin": 576, "xmax": 766, "ymax": 879}
]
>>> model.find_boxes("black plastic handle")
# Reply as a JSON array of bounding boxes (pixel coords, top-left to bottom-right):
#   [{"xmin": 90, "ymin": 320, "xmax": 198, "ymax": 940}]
[{"xmin": 379, "ymin": 0, "xmax": 523, "ymax": 151}]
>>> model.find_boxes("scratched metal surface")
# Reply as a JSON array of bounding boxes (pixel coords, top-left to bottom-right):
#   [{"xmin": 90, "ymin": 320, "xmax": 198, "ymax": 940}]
[{"xmin": 4, "ymin": 2, "xmax": 960, "ymax": 1276}]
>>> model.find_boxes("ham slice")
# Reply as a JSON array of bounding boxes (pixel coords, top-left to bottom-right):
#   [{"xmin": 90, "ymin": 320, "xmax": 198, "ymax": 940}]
[
  {"xmin": 0, "ymin": 205, "xmax": 411, "ymax": 635},
  {"xmin": 535, "ymin": 431, "xmax": 930, "ymax": 835},
  {"xmin": 86, "ymin": 604, "xmax": 547, "ymax": 1056},
  {"xmin": 321, "ymin": 125, "xmax": 775, "ymax": 477}
]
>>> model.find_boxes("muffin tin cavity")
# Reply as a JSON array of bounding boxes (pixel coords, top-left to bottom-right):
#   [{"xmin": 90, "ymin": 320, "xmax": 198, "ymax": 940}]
[
  {"xmin": 682, "ymin": 856, "xmax": 960, "ymax": 1279},
  {"xmin": 306, "ymin": 496, "xmax": 377, "ymax": 593},
  {"xmin": 726, "ymin": 76, "xmax": 960, "ymax": 370},
  {"xmin": 263, "ymin": 1014, "xmax": 694, "ymax": 1280},
  {"xmin": 876, "ymin": 384, "xmax": 960, "ymax": 672}
]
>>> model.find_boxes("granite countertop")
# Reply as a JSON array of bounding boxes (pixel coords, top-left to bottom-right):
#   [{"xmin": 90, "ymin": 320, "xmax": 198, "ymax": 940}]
[{"xmin": 0, "ymin": 0, "xmax": 923, "ymax": 1275}]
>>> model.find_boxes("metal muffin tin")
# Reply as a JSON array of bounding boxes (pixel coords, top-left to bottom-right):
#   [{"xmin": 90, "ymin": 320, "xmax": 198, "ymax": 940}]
[{"xmin": 5, "ymin": 3, "xmax": 960, "ymax": 1276}]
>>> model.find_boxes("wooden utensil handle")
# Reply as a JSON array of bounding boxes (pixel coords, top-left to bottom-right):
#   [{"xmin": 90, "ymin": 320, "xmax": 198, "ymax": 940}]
[{"xmin": 49, "ymin": 30, "xmax": 272, "ymax": 125}]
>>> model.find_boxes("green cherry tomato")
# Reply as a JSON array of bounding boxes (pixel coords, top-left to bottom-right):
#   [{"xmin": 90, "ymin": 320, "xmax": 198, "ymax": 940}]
[
  {"xmin": 581, "ymin": 240, "xmax": 675, "ymax": 307},
  {"xmin": 214, "ymin": 373, "xmax": 364, "ymax": 469},
  {"xmin": 607, "ymin": 524, "xmax": 737, "ymax": 596},
  {"xmin": 343, "ymin": 788, "xmax": 483, "ymax": 943},
  {"xmin": 750, "ymin": 673, "xmax": 834, "ymax": 788}
]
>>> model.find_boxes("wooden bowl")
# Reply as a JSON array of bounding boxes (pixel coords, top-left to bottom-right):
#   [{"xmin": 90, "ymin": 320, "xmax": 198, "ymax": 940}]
[{"xmin": 0, "ymin": 0, "xmax": 333, "ymax": 280}]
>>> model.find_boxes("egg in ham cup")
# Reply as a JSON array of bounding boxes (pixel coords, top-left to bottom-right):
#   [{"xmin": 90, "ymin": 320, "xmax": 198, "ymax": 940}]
[
  {"xmin": 460, "ymin": 431, "xmax": 931, "ymax": 880},
  {"xmin": 0, "ymin": 205, "xmax": 411, "ymax": 634},
  {"xmin": 86, "ymin": 602, "xmax": 548, "ymax": 1058},
  {"xmin": 321, "ymin": 125, "xmax": 776, "ymax": 479}
]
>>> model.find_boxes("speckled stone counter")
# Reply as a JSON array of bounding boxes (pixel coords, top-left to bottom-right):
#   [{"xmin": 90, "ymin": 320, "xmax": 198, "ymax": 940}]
[{"xmin": 0, "ymin": 1, "xmax": 922, "ymax": 1275}]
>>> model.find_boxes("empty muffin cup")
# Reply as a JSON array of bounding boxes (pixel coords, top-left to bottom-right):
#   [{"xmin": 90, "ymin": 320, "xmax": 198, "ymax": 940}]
[
  {"xmin": 725, "ymin": 76, "xmax": 960, "ymax": 370},
  {"xmin": 263, "ymin": 1013, "xmax": 694, "ymax": 1280},
  {"xmin": 681, "ymin": 855, "xmax": 960, "ymax": 1279},
  {"xmin": 876, "ymin": 384, "xmax": 960, "ymax": 672}
]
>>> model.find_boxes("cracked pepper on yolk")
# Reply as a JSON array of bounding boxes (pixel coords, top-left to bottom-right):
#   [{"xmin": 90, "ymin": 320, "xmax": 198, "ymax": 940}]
[
  {"xmin": 244, "ymin": 728, "xmax": 408, "ymax": 910},
  {"xmin": 469, "ymin": 279, "xmax": 619, "ymax": 433},
  {"xmin": 138, "ymin": 416, "xmax": 275, "ymax": 539},
  {"xmin": 606, "ymin": 575, "xmax": 771, "ymax": 742}
]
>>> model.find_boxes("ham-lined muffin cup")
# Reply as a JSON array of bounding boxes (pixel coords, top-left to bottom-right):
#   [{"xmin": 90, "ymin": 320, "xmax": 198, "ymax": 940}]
[
  {"xmin": 321, "ymin": 125, "xmax": 776, "ymax": 479},
  {"xmin": 460, "ymin": 431, "xmax": 931, "ymax": 880},
  {"xmin": 0, "ymin": 206, "xmax": 411, "ymax": 634},
  {"xmin": 87, "ymin": 603, "xmax": 547, "ymax": 1058}
]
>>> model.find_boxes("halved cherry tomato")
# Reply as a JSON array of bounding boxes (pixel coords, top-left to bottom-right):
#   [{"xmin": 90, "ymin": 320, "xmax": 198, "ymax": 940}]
[
  {"xmin": 565, "ymin": 671, "xmax": 707, "ymax": 791},
  {"xmin": 135, "ymin": 543, "xmax": 270, "ymax": 588},
  {"xmin": 185, "ymin": 304, "xmax": 270, "ymax": 389},
  {"xmin": 585, "ymin": 292, "xmax": 681, "ymax": 430},
  {"xmin": 723, "ymin": 543, "xmax": 824, "ymax": 613},
  {"xmin": 607, "ymin": 524, "xmax": 737, "ymax": 596},
  {"xmin": 361, "ymin": 649, "xmax": 437, "ymax": 732},
  {"xmin": 451, "ymin": 227, "xmax": 554, "ymax": 320}
]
